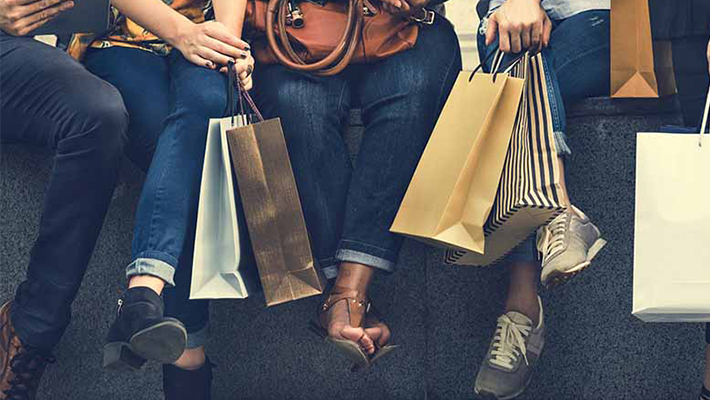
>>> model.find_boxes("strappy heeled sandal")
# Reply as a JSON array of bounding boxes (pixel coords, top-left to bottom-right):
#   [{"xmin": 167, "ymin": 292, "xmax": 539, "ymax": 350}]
[{"xmin": 310, "ymin": 288, "xmax": 396, "ymax": 370}]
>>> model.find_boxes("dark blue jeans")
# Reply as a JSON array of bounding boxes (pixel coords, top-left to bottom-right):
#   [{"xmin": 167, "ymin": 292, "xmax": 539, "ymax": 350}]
[
  {"xmin": 253, "ymin": 15, "xmax": 461, "ymax": 278},
  {"xmin": 84, "ymin": 47, "xmax": 231, "ymax": 348},
  {"xmin": 1, "ymin": 34, "xmax": 129, "ymax": 351},
  {"xmin": 477, "ymin": 9, "xmax": 611, "ymax": 264}
]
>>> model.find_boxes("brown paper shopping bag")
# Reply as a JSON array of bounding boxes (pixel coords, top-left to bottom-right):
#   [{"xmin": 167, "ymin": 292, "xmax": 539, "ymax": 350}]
[
  {"xmin": 225, "ymin": 78, "xmax": 323, "ymax": 306},
  {"xmin": 391, "ymin": 52, "xmax": 525, "ymax": 253},
  {"xmin": 610, "ymin": 0, "xmax": 676, "ymax": 98},
  {"xmin": 445, "ymin": 54, "xmax": 565, "ymax": 266}
]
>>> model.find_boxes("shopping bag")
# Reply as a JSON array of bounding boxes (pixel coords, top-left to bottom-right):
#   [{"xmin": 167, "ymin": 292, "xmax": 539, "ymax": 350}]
[
  {"xmin": 632, "ymin": 88, "xmax": 710, "ymax": 322},
  {"xmin": 445, "ymin": 53, "xmax": 564, "ymax": 266},
  {"xmin": 390, "ymin": 52, "xmax": 525, "ymax": 253},
  {"xmin": 610, "ymin": 0, "xmax": 676, "ymax": 98},
  {"xmin": 190, "ymin": 115, "xmax": 260, "ymax": 299},
  {"xmin": 226, "ymin": 80, "xmax": 324, "ymax": 306}
]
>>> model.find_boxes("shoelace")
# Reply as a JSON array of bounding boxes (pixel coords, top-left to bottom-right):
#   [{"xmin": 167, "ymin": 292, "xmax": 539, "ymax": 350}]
[
  {"xmin": 489, "ymin": 315, "xmax": 532, "ymax": 370},
  {"xmin": 537, "ymin": 211, "xmax": 570, "ymax": 262},
  {"xmin": 3, "ymin": 346, "xmax": 56, "ymax": 400}
]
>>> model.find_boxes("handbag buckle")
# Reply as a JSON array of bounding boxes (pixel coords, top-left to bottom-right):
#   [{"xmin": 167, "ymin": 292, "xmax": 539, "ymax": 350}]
[{"xmin": 411, "ymin": 8, "xmax": 434, "ymax": 25}]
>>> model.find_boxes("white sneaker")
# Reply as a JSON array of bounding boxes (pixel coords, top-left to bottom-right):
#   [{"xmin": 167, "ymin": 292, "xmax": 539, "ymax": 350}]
[{"xmin": 537, "ymin": 205, "xmax": 607, "ymax": 288}]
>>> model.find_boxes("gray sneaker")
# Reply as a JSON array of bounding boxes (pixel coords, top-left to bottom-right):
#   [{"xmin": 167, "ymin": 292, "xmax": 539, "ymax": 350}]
[
  {"xmin": 537, "ymin": 205, "xmax": 607, "ymax": 288},
  {"xmin": 474, "ymin": 297, "xmax": 545, "ymax": 400}
]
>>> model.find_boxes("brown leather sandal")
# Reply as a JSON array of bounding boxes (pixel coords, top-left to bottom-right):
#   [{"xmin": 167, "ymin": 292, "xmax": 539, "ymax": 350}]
[{"xmin": 310, "ymin": 287, "xmax": 396, "ymax": 370}]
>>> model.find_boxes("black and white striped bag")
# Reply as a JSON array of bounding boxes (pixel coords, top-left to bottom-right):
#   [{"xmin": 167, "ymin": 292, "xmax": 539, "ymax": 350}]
[{"xmin": 445, "ymin": 53, "xmax": 564, "ymax": 266}]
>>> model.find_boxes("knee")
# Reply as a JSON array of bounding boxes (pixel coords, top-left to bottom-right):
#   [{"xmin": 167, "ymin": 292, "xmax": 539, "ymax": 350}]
[
  {"xmin": 66, "ymin": 81, "xmax": 129, "ymax": 157},
  {"xmin": 181, "ymin": 85, "xmax": 229, "ymax": 122}
]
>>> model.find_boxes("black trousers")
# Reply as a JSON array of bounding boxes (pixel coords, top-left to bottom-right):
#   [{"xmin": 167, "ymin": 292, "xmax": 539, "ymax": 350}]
[
  {"xmin": 670, "ymin": 34, "xmax": 710, "ymax": 344},
  {"xmin": 0, "ymin": 34, "xmax": 129, "ymax": 350}
]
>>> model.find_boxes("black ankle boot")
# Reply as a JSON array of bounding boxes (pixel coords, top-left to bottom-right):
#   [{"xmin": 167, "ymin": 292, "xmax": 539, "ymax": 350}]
[
  {"xmin": 163, "ymin": 359, "xmax": 214, "ymax": 400},
  {"xmin": 103, "ymin": 287, "xmax": 187, "ymax": 370}
]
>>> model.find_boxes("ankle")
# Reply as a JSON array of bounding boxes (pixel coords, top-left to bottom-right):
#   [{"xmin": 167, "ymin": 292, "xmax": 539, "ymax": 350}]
[
  {"xmin": 333, "ymin": 263, "xmax": 375, "ymax": 293},
  {"xmin": 129, "ymin": 275, "xmax": 166, "ymax": 296},
  {"xmin": 504, "ymin": 295, "xmax": 541, "ymax": 325},
  {"xmin": 173, "ymin": 347, "xmax": 206, "ymax": 370}
]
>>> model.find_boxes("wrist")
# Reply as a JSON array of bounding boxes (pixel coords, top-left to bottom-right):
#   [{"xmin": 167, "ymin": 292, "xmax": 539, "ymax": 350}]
[{"xmin": 166, "ymin": 18, "xmax": 194, "ymax": 48}]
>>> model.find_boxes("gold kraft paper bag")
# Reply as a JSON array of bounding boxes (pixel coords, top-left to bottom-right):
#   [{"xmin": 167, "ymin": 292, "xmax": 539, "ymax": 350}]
[
  {"xmin": 610, "ymin": 0, "xmax": 676, "ymax": 98},
  {"xmin": 445, "ymin": 54, "xmax": 565, "ymax": 267},
  {"xmin": 390, "ymin": 54, "xmax": 525, "ymax": 254},
  {"xmin": 225, "ymin": 87, "xmax": 323, "ymax": 306}
]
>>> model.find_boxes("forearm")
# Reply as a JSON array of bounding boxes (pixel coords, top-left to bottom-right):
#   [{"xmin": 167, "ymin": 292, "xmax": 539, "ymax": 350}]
[
  {"xmin": 213, "ymin": 0, "xmax": 246, "ymax": 37},
  {"xmin": 111, "ymin": 0, "xmax": 193, "ymax": 46}
]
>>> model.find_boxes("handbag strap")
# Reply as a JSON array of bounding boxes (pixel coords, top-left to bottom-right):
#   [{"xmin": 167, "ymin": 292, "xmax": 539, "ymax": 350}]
[
  {"xmin": 699, "ymin": 85, "xmax": 710, "ymax": 147},
  {"xmin": 265, "ymin": 0, "xmax": 362, "ymax": 76}
]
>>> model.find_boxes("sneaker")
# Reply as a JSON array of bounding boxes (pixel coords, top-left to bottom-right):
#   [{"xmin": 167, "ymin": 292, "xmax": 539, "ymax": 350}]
[
  {"xmin": 163, "ymin": 358, "xmax": 215, "ymax": 400},
  {"xmin": 103, "ymin": 287, "xmax": 187, "ymax": 371},
  {"xmin": 474, "ymin": 297, "xmax": 545, "ymax": 400},
  {"xmin": 1, "ymin": 301, "xmax": 55, "ymax": 400},
  {"xmin": 537, "ymin": 205, "xmax": 607, "ymax": 288},
  {"xmin": 701, "ymin": 385, "xmax": 710, "ymax": 400}
]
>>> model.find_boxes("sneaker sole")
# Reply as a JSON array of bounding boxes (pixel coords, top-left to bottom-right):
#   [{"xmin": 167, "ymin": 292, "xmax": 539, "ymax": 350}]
[
  {"xmin": 474, "ymin": 368, "xmax": 535, "ymax": 400},
  {"xmin": 542, "ymin": 238, "xmax": 607, "ymax": 289},
  {"xmin": 129, "ymin": 318, "xmax": 187, "ymax": 364}
]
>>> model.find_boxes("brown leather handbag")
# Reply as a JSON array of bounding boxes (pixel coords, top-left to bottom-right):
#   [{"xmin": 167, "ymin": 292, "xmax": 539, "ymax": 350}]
[{"xmin": 244, "ymin": 0, "xmax": 435, "ymax": 75}]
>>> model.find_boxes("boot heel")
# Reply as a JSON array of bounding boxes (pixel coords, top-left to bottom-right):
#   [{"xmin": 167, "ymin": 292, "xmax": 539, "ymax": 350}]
[{"xmin": 103, "ymin": 342, "xmax": 147, "ymax": 371}]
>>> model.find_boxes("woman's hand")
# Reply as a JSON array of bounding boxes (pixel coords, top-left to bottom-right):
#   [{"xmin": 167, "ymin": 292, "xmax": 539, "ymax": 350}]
[
  {"xmin": 485, "ymin": 0, "xmax": 552, "ymax": 54},
  {"xmin": 174, "ymin": 20, "xmax": 251, "ymax": 69},
  {"xmin": 220, "ymin": 53, "xmax": 254, "ymax": 90}
]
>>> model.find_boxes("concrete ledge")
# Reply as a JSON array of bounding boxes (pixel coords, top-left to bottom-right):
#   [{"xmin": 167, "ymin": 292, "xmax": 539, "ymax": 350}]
[{"xmin": 1, "ymin": 96, "xmax": 705, "ymax": 400}]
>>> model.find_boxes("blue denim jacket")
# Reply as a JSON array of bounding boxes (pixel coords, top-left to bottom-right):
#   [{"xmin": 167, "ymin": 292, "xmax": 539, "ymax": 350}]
[{"xmin": 488, "ymin": 0, "xmax": 609, "ymax": 20}]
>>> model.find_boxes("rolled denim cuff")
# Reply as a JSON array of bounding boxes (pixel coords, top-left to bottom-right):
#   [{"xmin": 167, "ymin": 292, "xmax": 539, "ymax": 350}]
[
  {"xmin": 319, "ymin": 257, "xmax": 339, "ymax": 281},
  {"xmin": 335, "ymin": 245, "xmax": 396, "ymax": 274},
  {"xmin": 186, "ymin": 324, "xmax": 209, "ymax": 349},
  {"xmin": 501, "ymin": 235, "xmax": 540, "ymax": 265},
  {"xmin": 555, "ymin": 130, "xmax": 572, "ymax": 156},
  {"xmin": 126, "ymin": 252, "xmax": 177, "ymax": 287}
]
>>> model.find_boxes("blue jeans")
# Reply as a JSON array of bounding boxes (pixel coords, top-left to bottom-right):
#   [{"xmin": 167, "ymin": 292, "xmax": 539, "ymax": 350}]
[
  {"xmin": 1, "ymin": 34, "xmax": 129, "ymax": 351},
  {"xmin": 253, "ymin": 15, "xmax": 461, "ymax": 279},
  {"xmin": 478, "ymin": 9, "xmax": 611, "ymax": 264},
  {"xmin": 84, "ymin": 48, "xmax": 232, "ymax": 348}
]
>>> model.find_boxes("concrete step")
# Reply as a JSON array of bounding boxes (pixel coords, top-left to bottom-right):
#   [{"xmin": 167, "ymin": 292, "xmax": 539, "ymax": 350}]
[{"xmin": 1, "ymin": 96, "xmax": 701, "ymax": 400}]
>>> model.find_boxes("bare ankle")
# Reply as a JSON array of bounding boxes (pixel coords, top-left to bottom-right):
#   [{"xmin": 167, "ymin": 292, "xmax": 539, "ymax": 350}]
[
  {"xmin": 128, "ymin": 275, "xmax": 166, "ymax": 296},
  {"xmin": 333, "ymin": 263, "xmax": 375, "ymax": 293},
  {"xmin": 173, "ymin": 347, "xmax": 206, "ymax": 371}
]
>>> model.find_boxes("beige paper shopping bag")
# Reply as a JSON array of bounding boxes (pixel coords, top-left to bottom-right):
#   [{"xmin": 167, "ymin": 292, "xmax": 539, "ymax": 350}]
[
  {"xmin": 633, "ymin": 89, "xmax": 710, "ymax": 322},
  {"xmin": 610, "ymin": 0, "xmax": 676, "ymax": 98},
  {"xmin": 391, "ymin": 55, "xmax": 525, "ymax": 254}
]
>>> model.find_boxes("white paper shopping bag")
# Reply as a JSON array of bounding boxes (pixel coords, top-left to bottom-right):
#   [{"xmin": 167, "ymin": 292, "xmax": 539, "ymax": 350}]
[
  {"xmin": 190, "ymin": 116, "xmax": 259, "ymax": 299},
  {"xmin": 633, "ymin": 89, "xmax": 710, "ymax": 322}
]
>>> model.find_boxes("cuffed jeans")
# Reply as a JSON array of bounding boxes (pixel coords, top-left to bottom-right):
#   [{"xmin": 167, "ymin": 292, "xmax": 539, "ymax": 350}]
[
  {"xmin": 252, "ymin": 15, "xmax": 462, "ymax": 279},
  {"xmin": 477, "ymin": 9, "xmax": 611, "ymax": 264},
  {"xmin": 1, "ymin": 35, "xmax": 129, "ymax": 351},
  {"xmin": 84, "ymin": 47, "xmax": 231, "ymax": 348}
]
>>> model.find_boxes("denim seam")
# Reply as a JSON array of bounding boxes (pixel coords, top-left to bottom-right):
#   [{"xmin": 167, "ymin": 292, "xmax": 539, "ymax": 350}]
[
  {"xmin": 542, "ymin": 57, "xmax": 563, "ymax": 135},
  {"xmin": 434, "ymin": 25, "xmax": 461, "ymax": 111}
]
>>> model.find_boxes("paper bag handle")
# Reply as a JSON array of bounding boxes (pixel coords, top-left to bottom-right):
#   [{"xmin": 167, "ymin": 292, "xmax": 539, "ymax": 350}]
[
  {"xmin": 699, "ymin": 85, "xmax": 710, "ymax": 147},
  {"xmin": 227, "ymin": 61, "xmax": 266, "ymax": 125},
  {"xmin": 469, "ymin": 50, "xmax": 528, "ymax": 83}
]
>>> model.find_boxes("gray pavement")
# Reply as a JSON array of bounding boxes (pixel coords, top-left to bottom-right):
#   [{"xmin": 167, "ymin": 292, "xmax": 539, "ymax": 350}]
[{"xmin": 1, "ymin": 97, "xmax": 704, "ymax": 400}]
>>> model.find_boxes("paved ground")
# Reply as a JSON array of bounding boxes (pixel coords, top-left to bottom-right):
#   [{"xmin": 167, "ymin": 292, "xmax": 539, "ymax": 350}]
[{"xmin": 1, "ymin": 96, "xmax": 705, "ymax": 400}]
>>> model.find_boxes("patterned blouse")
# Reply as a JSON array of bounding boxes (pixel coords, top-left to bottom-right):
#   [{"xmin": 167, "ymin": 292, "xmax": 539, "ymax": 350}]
[{"xmin": 67, "ymin": 0, "xmax": 212, "ymax": 61}]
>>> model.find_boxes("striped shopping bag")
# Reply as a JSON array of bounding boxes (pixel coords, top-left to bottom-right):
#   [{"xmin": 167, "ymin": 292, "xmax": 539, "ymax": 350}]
[{"xmin": 445, "ymin": 53, "xmax": 564, "ymax": 266}]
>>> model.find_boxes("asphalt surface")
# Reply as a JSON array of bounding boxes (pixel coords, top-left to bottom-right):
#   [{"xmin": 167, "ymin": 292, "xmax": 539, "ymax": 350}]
[{"xmin": 1, "ymin": 97, "xmax": 704, "ymax": 400}]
